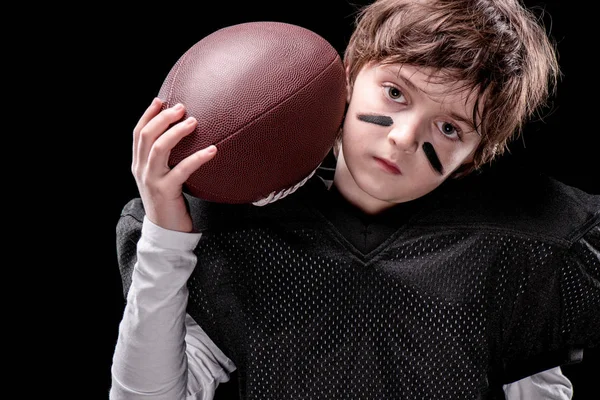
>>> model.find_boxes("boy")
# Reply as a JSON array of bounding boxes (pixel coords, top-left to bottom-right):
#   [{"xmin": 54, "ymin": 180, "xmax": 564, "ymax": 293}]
[{"xmin": 111, "ymin": 0, "xmax": 599, "ymax": 399}]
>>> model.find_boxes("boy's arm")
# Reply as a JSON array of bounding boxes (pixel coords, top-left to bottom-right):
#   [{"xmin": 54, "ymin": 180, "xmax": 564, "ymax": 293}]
[
  {"xmin": 111, "ymin": 216, "xmax": 235, "ymax": 400},
  {"xmin": 503, "ymin": 367, "xmax": 572, "ymax": 400}
]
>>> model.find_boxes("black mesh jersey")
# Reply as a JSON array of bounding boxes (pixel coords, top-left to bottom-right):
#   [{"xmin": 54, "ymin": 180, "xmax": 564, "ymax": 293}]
[{"xmin": 116, "ymin": 164, "xmax": 600, "ymax": 400}]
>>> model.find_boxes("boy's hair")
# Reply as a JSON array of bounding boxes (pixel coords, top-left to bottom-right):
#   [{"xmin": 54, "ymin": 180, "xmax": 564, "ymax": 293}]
[{"xmin": 343, "ymin": 0, "xmax": 560, "ymax": 173}]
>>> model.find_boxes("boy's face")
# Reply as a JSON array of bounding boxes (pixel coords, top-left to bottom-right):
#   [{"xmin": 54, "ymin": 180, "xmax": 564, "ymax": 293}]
[{"xmin": 334, "ymin": 62, "xmax": 482, "ymax": 212}]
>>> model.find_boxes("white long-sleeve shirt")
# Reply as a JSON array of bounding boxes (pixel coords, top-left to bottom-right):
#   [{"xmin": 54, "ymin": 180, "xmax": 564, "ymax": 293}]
[{"xmin": 109, "ymin": 217, "xmax": 573, "ymax": 400}]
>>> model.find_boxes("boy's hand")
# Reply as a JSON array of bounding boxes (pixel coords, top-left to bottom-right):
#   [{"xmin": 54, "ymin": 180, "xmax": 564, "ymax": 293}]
[{"xmin": 131, "ymin": 98, "xmax": 217, "ymax": 232}]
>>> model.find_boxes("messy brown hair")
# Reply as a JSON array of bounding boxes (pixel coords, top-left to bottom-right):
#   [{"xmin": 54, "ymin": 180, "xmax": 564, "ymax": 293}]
[{"xmin": 344, "ymin": 0, "xmax": 560, "ymax": 173}]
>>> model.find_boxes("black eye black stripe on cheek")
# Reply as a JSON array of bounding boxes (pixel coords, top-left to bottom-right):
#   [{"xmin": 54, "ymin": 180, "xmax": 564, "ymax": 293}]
[
  {"xmin": 357, "ymin": 114, "xmax": 444, "ymax": 175},
  {"xmin": 422, "ymin": 142, "xmax": 444, "ymax": 175},
  {"xmin": 357, "ymin": 114, "xmax": 394, "ymax": 127}
]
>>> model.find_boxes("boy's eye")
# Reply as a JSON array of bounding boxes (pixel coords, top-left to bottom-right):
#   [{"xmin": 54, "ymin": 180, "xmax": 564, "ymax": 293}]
[
  {"xmin": 384, "ymin": 85, "xmax": 406, "ymax": 102},
  {"xmin": 436, "ymin": 121, "xmax": 461, "ymax": 140}
]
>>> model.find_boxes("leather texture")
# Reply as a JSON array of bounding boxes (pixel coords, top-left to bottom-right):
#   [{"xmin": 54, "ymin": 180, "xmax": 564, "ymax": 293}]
[{"xmin": 158, "ymin": 21, "xmax": 347, "ymax": 204}]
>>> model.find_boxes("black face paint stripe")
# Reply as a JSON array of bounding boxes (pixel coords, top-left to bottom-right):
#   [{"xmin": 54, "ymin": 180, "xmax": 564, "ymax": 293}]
[
  {"xmin": 357, "ymin": 114, "xmax": 394, "ymax": 127},
  {"xmin": 422, "ymin": 142, "xmax": 444, "ymax": 175}
]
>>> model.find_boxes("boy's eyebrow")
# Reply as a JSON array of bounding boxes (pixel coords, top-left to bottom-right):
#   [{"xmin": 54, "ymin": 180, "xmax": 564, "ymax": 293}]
[
  {"xmin": 395, "ymin": 71, "xmax": 422, "ymax": 94},
  {"xmin": 383, "ymin": 66, "xmax": 478, "ymax": 133},
  {"xmin": 448, "ymin": 112, "xmax": 477, "ymax": 133},
  {"xmin": 380, "ymin": 65, "xmax": 423, "ymax": 95}
]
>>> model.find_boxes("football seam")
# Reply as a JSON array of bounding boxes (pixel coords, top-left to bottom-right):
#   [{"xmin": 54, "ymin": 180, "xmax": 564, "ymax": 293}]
[{"xmin": 164, "ymin": 52, "xmax": 190, "ymax": 108}]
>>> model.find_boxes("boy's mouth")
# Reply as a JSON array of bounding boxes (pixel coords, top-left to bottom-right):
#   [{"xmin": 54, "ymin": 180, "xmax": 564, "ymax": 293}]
[{"xmin": 374, "ymin": 157, "xmax": 402, "ymax": 175}]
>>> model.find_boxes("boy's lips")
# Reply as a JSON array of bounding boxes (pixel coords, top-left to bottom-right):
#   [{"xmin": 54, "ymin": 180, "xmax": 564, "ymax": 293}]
[{"xmin": 374, "ymin": 157, "xmax": 402, "ymax": 175}]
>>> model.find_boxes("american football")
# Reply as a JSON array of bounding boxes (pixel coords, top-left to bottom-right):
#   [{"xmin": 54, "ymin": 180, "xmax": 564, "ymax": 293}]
[{"xmin": 158, "ymin": 21, "xmax": 347, "ymax": 204}]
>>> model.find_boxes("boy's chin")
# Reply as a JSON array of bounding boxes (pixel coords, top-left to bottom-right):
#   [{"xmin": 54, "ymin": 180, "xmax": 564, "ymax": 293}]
[{"xmin": 354, "ymin": 178, "xmax": 420, "ymax": 205}]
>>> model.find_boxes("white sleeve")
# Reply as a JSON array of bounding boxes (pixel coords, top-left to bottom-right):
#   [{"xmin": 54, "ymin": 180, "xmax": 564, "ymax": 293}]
[
  {"xmin": 110, "ymin": 216, "xmax": 236, "ymax": 400},
  {"xmin": 503, "ymin": 366, "xmax": 573, "ymax": 400}
]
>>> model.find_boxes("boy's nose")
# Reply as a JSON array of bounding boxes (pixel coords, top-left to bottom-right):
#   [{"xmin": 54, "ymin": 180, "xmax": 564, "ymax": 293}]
[{"xmin": 387, "ymin": 122, "xmax": 420, "ymax": 154}]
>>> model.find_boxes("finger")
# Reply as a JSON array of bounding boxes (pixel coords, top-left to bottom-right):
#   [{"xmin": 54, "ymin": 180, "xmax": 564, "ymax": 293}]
[
  {"xmin": 132, "ymin": 98, "xmax": 163, "ymax": 175},
  {"xmin": 132, "ymin": 98, "xmax": 162, "ymax": 155},
  {"xmin": 136, "ymin": 103, "xmax": 186, "ymax": 174},
  {"xmin": 169, "ymin": 145, "xmax": 218, "ymax": 187},
  {"xmin": 145, "ymin": 115, "xmax": 198, "ymax": 177},
  {"xmin": 133, "ymin": 97, "xmax": 163, "ymax": 136}
]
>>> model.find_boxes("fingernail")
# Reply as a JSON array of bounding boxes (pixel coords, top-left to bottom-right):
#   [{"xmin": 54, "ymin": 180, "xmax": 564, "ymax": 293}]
[{"xmin": 207, "ymin": 145, "xmax": 217, "ymax": 153}]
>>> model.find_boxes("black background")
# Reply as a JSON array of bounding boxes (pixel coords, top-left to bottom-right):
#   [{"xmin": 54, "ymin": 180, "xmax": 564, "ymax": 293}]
[{"xmin": 95, "ymin": 1, "xmax": 598, "ymax": 399}]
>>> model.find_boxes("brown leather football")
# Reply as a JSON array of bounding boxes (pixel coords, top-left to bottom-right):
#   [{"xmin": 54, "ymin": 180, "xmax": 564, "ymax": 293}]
[{"xmin": 158, "ymin": 21, "xmax": 347, "ymax": 205}]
